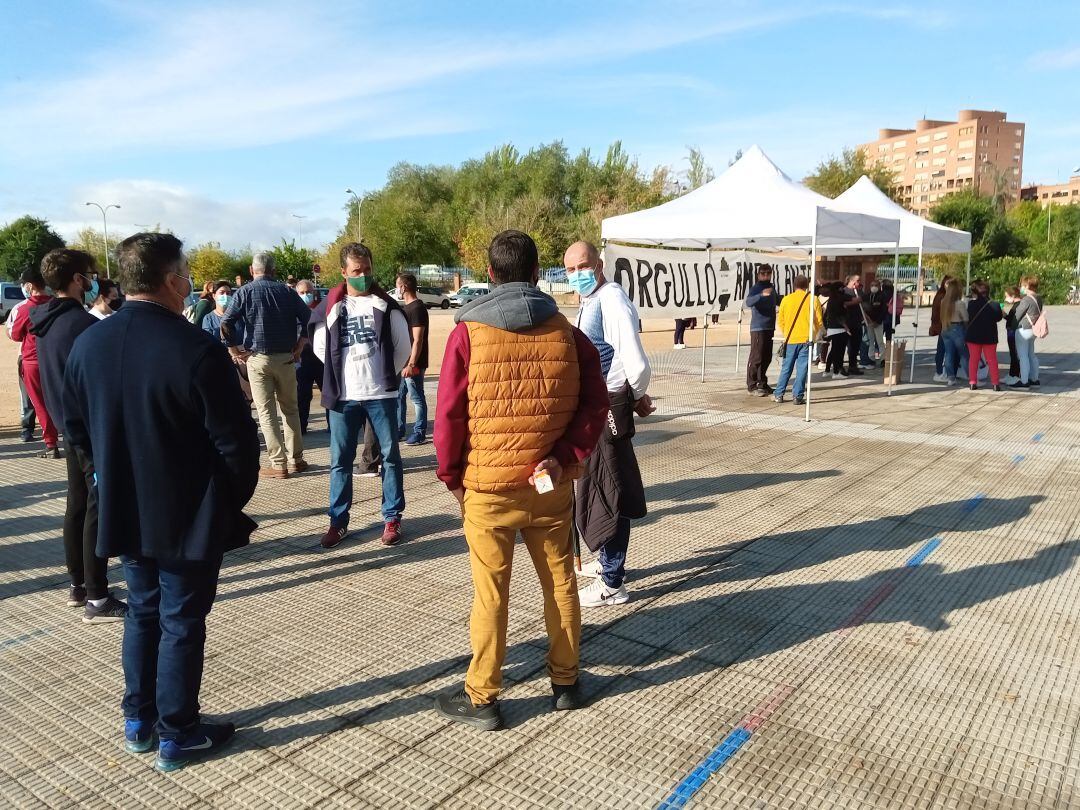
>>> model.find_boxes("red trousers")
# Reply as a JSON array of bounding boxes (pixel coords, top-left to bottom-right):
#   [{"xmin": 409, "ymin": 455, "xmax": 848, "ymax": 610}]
[
  {"xmin": 21, "ymin": 360, "xmax": 58, "ymax": 448},
  {"xmin": 966, "ymin": 343, "xmax": 999, "ymax": 386}
]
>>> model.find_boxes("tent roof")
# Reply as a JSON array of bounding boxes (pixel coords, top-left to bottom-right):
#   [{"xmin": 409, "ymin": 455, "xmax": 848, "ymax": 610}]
[
  {"xmin": 824, "ymin": 175, "xmax": 972, "ymax": 255},
  {"xmin": 600, "ymin": 145, "xmax": 899, "ymax": 249}
]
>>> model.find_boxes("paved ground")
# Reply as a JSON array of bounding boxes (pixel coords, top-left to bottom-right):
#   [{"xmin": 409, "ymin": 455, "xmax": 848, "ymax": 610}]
[{"xmin": 2, "ymin": 308, "xmax": 1079, "ymax": 808}]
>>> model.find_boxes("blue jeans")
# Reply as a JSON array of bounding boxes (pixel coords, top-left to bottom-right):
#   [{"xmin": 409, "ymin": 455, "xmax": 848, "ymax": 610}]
[
  {"xmin": 328, "ymin": 398, "xmax": 404, "ymax": 526},
  {"xmin": 121, "ymin": 555, "xmax": 221, "ymax": 740},
  {"xmin": 774, "ymin": 343, "xmax": 810, "ymax": 400},
  {"xmin": 942, "ymin": 324, "xmax": 968, "ymax": 379},
  {"xmin": 599, "ymin": 515, "xmax": 632, "ymax": 588},
  {"xmin": 397, "ymin": 374, "xmax": 427, "ymax": 438}
]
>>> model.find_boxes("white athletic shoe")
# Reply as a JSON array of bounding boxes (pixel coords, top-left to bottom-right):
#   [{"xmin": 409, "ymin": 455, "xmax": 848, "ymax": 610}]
[
  {"xmin": 580, "ymin": 559, "xmax": 603, "ymax": 578},
  {"xmin": 673, "ymin": 343, "xmax": 686, "ymax": 350},
  {"xmin": 578, "ymin": 577, "xmax": 629, "ymax": 608},
  {"xmin": 1003, "ymin": 375, "xmax": 1020, "ymax": 386},
  {"xmin": 932, "ymin": 373, "xmax": 948, "ymax": 383},
  {"xmin": 946, "ymin": 377, "xmax": 958, "ymax": 386},
  {"xmin": 821, "ymin": 371, "xmax": 833, "ymax": 380}
]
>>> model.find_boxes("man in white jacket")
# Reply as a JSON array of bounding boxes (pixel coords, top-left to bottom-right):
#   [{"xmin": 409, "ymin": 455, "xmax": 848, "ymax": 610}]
[{"xmin": 564, "ymin": 241, "xmax": 654, "ymax": 607}]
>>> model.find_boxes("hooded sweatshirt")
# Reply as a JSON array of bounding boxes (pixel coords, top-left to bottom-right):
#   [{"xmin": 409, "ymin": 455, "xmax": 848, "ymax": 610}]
[
  {"xmin": 29, "ymin": 297, "xmax": 96, "ymax": 427},
  {"xmin": 434, "ymin": 282, "xmax": 609, "ymax": 493}
]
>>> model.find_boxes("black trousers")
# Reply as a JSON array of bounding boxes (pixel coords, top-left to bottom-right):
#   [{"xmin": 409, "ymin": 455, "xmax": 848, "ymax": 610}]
[
  {"xmin": 846, "ymin": 322, "xmax": 862, "ymax": 369},
  {"xmin": 746, "ymin": 329, "xmax": 774, "ymax": 391},
  {"xmin": 63, "ymin": 440, "xmax": 108, "ymax": 599},
  {"xmin": 673, "ymin": 319, "xmax": 687, "ymax": 345},
  {"xmin": 296, "ymin": 356, "xmax": 323, "ymax": 433},
  {"xmin": 828, "ymin": 333, "xmax": 849, "ymax": 374}
]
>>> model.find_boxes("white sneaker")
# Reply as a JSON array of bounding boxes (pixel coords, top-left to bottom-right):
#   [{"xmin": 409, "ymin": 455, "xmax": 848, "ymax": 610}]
[
  {"xmin": 946, "ymin": 377, "xmax": 957, "ymax": 386},
  {"xmin": 1003, "ymin": 375, "xmax": 1020, "ymax": 386},
  {"xmin": 673, "ymin": 343, "xmax": 686, "ymax": 350},
  {"xmin": 578, "ymin": 577, "xmax": 629, "ymax": 607},
  {"xmin": 580, "ymin": 559, "xmax": 603, "ymax": 578},
  {"xmin": 932, "ymin": 373, "xmax": 948, "ymax": 383},
  {"xmin": 815, "ymin": 361, "xmax": 826, "ymax": 370},
  {"xmin": 821, "ymin": 371, "xmax": 833, "ymax": 380}
]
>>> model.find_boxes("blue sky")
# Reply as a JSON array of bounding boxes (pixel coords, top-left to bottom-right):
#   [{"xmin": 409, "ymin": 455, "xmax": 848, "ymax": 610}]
[{"xmin": 1, "ymin": 0, "xmax": 1078, "ymax": 251}]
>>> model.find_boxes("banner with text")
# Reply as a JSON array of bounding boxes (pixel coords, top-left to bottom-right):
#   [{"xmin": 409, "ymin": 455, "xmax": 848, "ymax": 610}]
[{"xmin": 605, "ymin": 245, "xmax": 810, "ymax": 319}]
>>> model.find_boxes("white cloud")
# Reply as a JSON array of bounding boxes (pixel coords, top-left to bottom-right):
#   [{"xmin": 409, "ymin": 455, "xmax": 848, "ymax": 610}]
[
  {"xmin": 48, "ymin": 180, "xmax": 341, "ymax": 252},
  {"xmin": 1028, "ymin": 45, "xmax": 1080, "ymax": 70}
]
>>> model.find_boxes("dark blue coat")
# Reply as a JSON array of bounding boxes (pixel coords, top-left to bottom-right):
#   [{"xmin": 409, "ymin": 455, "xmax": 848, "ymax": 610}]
[
  {"xmin": 744, "ymin": 282, "xmax": 777, "ymax": 332},
  {"xmin": 62, "ymin": 301, "xmax": 260, "ymax": 562},
  {"xmin": 29, "ymin": 297, "xmax": 96, "ymax": 429}
]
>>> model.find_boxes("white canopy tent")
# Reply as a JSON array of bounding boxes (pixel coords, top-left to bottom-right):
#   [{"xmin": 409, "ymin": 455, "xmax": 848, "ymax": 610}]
[
  {"xmin": 601, "ymin": 146, "xmax": 901, "ymax": 421},
  {"xmin": 827, "ymin": 176, "xmax": 972, "ymax": 383}
]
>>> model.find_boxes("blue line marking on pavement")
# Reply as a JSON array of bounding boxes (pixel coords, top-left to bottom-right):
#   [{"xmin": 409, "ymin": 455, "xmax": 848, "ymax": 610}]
[
  {"xmin": 961, "ymin": 493, "xmax": 986, "ymax": 514},
  {"xmin": 657, "ymin": 728, "xmax": 753, "ymax": 809},
  {"xmin": 1, "ymin": 629, "xmax": 50, "ymax": 650},
  {"xmin": 1012, "ymin": 454, "xmax": 1026, "ymax": 464},
  {"xmin": 905, "ymin": 537, "xmax": 941, "ymax": 568},
  {"xmin": 1031, "ymin": 433, "xmax": 1044, "ymax": 443}
]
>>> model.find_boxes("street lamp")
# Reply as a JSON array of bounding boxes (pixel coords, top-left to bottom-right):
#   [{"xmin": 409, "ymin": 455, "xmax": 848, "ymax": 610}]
[
  {"xmin": 345, "ymin": 189, "xmax": 363, "ymax": 242},
  {"xmin": 291, "ymin": 214, "xmax": 307, "ymax": 253},
  {"xmin": 1073, "ymin": 166, "xmax": 1080, "ymax": 281},
  {"xmin": 85, "ymin": 201, "xmax": 120, "ymax": 278}
]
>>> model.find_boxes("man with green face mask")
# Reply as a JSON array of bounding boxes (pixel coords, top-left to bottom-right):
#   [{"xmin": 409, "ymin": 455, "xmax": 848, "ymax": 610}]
[{"xmin": 312, "ymin": 242, "xmax": 412, "ymax": 548}]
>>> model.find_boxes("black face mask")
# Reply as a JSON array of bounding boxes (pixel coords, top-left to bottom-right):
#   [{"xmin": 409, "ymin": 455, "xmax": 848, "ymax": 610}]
[{"xmin": 108, "ymin": 298, "xmax": 124, "ymax": 311}]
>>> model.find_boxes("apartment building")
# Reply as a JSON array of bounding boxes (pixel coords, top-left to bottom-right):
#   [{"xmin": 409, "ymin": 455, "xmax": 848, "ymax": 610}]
[
  {"xmin": 859, "ymin": 110, "xmax": 1025, "ymax": 216},
  {"xmin": 1021, "ymin": 175, "xmax": 1080, "ymax": 207}
]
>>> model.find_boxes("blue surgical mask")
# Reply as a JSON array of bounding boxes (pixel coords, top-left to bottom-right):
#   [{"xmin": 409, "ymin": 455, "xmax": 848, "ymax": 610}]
[
  {"xmin": 216, "ymin": 293, "xmax": 231, "ymax": 308},
  {"xmin": 81, "ymin": 275, "xmax": 99, "ymax": 305},
  {"xmin": 300, "ymin": 292, "xmax": 314, "ymax": 305},
  {"xmin": 568, "ymin": 269, "xmax": 599, "ymax": 297}
]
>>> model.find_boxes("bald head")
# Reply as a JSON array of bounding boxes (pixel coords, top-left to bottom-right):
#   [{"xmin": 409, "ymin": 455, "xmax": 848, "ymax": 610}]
[{"xmin": 564, "ymin": 241, "xmax": 601, "ymax": 271}]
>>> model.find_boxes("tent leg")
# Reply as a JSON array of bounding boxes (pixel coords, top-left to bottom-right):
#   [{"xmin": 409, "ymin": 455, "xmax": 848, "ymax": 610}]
[
  {"xmin": 733, "ymin": 310, "xmax": 743, "ymax": 373},
  {"xmin": 700, "ymin": 316, "xmax": 708, "ymax": 383},
  {"xmin": 965, "ymin": 252, "xmax": 971, "ymax": 292},
  {"xmin": 805, "ymin": 217, "xmax": 819, "ymax": 423},
  {"xmin": 888, "ymin": 244, "xmax": 900, "ymax": 397},
  {"xmin": 908, "ymin": 245, "xmax": 924, "ymax": 384}
]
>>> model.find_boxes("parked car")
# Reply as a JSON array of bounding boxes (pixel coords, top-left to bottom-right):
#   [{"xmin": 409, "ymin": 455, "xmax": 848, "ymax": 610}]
[
  {"xmin": 391, "ymin": 285, "xmax": 452, "ymax": 309},
  {"xmin": 1, "ymin": 282, "xmax": 26, "ymax": 322},
  {"xmin": 449, "ymin": 283, "xmax": 491, "ymax": 307}
]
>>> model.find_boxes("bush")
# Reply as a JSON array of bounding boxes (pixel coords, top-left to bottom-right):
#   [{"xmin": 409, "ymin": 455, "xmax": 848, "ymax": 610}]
[{"xmin": 978, "ymin": 257, "xmax": 1075, "ymax": 304}]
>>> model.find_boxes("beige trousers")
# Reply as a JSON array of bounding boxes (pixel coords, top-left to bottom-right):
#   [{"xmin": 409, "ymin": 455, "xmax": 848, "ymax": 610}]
[{"xmin": 247, "ymin": 352, "xmax": 304, "ymax": 467}]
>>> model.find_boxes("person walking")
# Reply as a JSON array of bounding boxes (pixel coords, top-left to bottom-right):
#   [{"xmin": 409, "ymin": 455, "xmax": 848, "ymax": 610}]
[
  {"xmin": 313, "ymin": 243, "xmax": 412, "ymax": 549},
  {"xmin": 964, "ymin": 280, "xmax": 1003, "ymax": 391},
  {"xmin": 823, "ymin": 283, "xmax": 849, "ymax": 378},
  {"xmin": 772, "ymin": 275, "xmax": 823, "ymax": 405},
  {"xmin": 929, "ymin": 275, "xmax": 951, "ymax": 382},
  {"xmin": 937, "ymin": 278, "xmax": 968, "ymax": 385},
  {"xmin": 673, "ymin": 318, "xmax": 688, "ymax": 349},
  {"xmin": 394, "ymin": 272, "xmax": 430, "ymax": 444},
  {"xmin": 1011, "ymin": 276, "xmax": 1044, "ymax": 389},
  {"xmin": 5, "ymin": 282, "xmax": 37, "ymax": 442},
  {"xmin": 62, "ymin": 233, "xmax": 259, "ymax": 771},
  {"xmin": 744, "ymin": 266, "xmax": 777, "ymax": 395},
  {"xmin": 221, "ymin": 252, "xmax": 311, "ymax": 478},
  {"xmin": 89, "ymin": 279, "xmax": 123, "ymax": 320},
  {"xmin": 842, "ymin": 274, "xmax": 866, "ymax": 375},
  {"xmin": 564, "ymin": 240, "xmax": 653, "ymax": 608},
  {"xmin": 433, "ymin": 231, "xmax": 608, "ymax": 730},
  {"xmin": 294, "ymin": 279, "xmax": 326, "ymax": 434},
  {"xmin": 9, "ymin": 266, "xmax": 60, "ymax": 457},
  {"xmin": 31, "ymin": 249, "xmax": 128, "ymax": 622}
]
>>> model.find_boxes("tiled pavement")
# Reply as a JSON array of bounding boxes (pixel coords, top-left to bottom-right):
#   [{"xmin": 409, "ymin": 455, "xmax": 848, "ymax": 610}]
[{"xmin": 2, "ymin": 310, "xmax": 1080, "ymax": 808}]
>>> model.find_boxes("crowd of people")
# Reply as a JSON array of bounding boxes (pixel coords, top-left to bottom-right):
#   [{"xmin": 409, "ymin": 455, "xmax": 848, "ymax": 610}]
[
  {"xmin": 2, "ymin": 229, "xmax": 1052, "ymax": 770},
  {"xmin": 739, "ymin": 267, "xmax": 1048, "ymax": 401},
  {"xmin": 3, "ymin": 230, "xmax": 656, "ymax": 769}
]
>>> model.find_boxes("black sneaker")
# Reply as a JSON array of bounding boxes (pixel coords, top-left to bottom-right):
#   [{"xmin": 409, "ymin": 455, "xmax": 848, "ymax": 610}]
[
  {"xmin": 794, "ymin": 396, "xmax": 806, "ymax": 405},
  {"xmin": 969, "ymin": 383, "xmax": 977, "ymax": 391},
  {"xmin": 1030, "ymin": 379, "xmax": 1041, "ymax": 386},
  {"xmin": 1009, "ymin": 381, "xmax": 1030, "ymax": 389},
  {"xmin": 155, "ymin": 721, "xmax": 235, "ymax": 772},
  {"xmin": 83, "ymin": 595, "xmax": 127, "ymax": 624},
  {"xmin": 838, "ymin": 369, "xmax": 850, "ymax": 377},
  {"xmin": 21, "ymin": 431, "xmax": 34, "ymax": 443},
  {"xmin": 67, "ymin": 585, "xmax": 87, "ymax": 607},
  {"xmin": 434, "ymin": 687, "xmax": 502, "ymax": 731},
  {"xmin": 37, "ymin": 447, "xmax": 61, "ymax": 459},
  {"xmin": 848, "ymin": 367, "xmax": 865, "ymax": 376},
  {"xmin": 552, "ymin": 681, "xmax": 582, "ymax": 711}
]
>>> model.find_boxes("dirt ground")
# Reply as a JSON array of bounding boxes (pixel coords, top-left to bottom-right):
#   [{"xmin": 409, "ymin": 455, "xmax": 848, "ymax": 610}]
[{"xmin": 1, "ymin": 309, "xmax": 741, "ymax": 430}]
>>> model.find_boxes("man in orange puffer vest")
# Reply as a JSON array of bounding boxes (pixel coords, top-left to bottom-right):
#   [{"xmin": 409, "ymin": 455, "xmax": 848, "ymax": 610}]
[{"xmin": 433, "ymin": 230, "xmax": 609, "ymax": 730}]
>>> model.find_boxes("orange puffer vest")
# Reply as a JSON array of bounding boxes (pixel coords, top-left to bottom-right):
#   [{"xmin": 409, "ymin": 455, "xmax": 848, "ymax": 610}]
[{"xmin": 463, "ymin": 314, "xmax": 582, "ymax": 492}]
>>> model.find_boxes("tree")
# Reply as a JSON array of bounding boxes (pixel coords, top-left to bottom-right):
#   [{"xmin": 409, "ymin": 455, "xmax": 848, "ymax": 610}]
[
  {"xmin": 0, "ymin": 216, "xmax": 65, "ymax": 281},
  {"xmin": 269, "ymin": 240, "xmax": 319, "ymax": 283},
  {"xmin": 804, "ymin": 148, "xmax": 898, "ymax": 200},
  {"xmin": 69, "ymin": 227, "xmax": 132, "ymax": 279},
  {"xmin": 187, "ymin": 242, "xmax": 233, "ymax": 289},
  {"xmin": 728, "ymin": 148, "xmax": 744, "ymax": 167},
  {"xmin": 685, "ymin": 146, "xmax": 715, "ymax": 190},
  {"xmin": 929, "ymin": 190, "xmax": 1023, "ymax": 261}
]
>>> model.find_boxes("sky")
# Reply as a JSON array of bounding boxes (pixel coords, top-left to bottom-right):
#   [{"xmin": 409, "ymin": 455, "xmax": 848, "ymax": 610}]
[{"xmin": 1, "ymin": 0, "xmax": 1078, "ymax": 252}]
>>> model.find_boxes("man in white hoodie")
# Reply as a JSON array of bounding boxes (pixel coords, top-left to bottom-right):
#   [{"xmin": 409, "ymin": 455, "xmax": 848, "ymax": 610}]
[{"xmin": 564, "ymin": 241, "xmax": 654, "ymax": 607}]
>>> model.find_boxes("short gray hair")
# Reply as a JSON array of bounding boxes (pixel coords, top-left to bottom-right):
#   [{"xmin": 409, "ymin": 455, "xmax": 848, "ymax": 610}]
[{"xmin": 251, "ymin": 251, "xmax": 275, "ymax": 276}]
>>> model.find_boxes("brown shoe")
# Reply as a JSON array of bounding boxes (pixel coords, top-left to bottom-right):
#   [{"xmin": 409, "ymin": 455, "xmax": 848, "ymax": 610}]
[
  {"xmin": 381, "ymin": 518, "xmax": 402, "ymax": 546},
  {"xmin": 259, "ymin": 466, "xmax": 289, "ymax": 480},
  {"xmin": 321, "ymin": 525, "xmax": 349, "ymax": 549},
  {"xmin": 289, "ymin": 459, "xmax": 310, "ymax": 474}
]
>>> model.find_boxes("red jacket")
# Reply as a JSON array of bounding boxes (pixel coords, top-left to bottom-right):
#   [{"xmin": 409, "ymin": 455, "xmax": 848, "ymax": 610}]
[{"xmin": 10, "ymin": 294, "xmax": 52, "ymax": 363}]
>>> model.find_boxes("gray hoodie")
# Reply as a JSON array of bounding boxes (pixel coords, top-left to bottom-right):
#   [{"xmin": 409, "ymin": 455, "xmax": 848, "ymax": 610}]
[{"xmin": 455, "ymin": 282, "xmax": 559, "ymax": 332}]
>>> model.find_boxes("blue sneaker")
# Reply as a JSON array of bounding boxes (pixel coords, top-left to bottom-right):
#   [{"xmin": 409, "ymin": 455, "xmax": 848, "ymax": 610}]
[
  {"xmin": 124, "ymin": 719, "xmax": 157, "ymax": 754},
  {"xmin": 154, "ymin": 721, "xmax": 235, "ymax": 772},
  {"xmin": 404, "ymin": 433, "xmax": 427, "ymax": 446}
]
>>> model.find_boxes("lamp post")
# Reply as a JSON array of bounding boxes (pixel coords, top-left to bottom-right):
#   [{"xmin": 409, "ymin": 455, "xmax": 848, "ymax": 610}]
[
  {"xmin": 85, "ymin": 202, "xmax": 120, "ymax": 278},
  {"xmin": 292, "ymin": 214, "xmax": 307, "ymax": 253},
  {"xmin": 1074, "ymin": 166, "xmax": 1080, "ymax": 282},
  {"xmin": 345, "ymin": 189, "xmax": 363, "ymax": 242}
]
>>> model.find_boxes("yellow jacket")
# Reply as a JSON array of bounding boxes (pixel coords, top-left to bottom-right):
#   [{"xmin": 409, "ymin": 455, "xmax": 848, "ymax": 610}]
[{"xmin": 776, "ymin": 291, "xmax": 823, "ymax": 344}]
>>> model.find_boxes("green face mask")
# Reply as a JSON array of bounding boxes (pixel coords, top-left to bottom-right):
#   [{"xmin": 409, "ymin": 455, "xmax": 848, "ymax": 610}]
[{"xmin": 347, "ymin": 274, "xmax": 373, "ymax": 293}]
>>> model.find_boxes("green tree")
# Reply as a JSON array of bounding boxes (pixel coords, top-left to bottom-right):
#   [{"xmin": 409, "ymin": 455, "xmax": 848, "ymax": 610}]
[
  {"xmin": 69, "ymin": 227, "xmax": 132, "ymax": 279},
  {"xmin": 804, "ymin": 148, "xmax": 898, "ymax": 200},
  {"xmin": 269, "ymin": 240, "xmax": 319, "ymax": 283},
  {"xmin": 979, "ymin": 257, "xmax": 1074, "ymax": 304},
  {"xmin": 187, "ymin": 242, "xmax": 233, "ymax": 289},
  {"xmin": 685, "ymin": 146, "xmax": 715, "ymax": 190},
  {"xmin": 929, "ymin": 190, "xmax": 1023, "ymax": 261},
  {"xmin": 0, "ymin": 216, "xmax": 65, "ymax": 281}
]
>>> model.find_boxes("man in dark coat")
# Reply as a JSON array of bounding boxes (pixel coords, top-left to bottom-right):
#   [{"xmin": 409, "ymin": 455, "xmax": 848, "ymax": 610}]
[
  {"xmin": 31, "ymin": 248, "xmax": 126, "ymax": 622},
  {"xmin": 63, "ymin": 233, "xmax": 259, "ymax": 772},
  {"xmin": 744, "ymin": 265, "xmax": 778, "ymax": 395}
]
